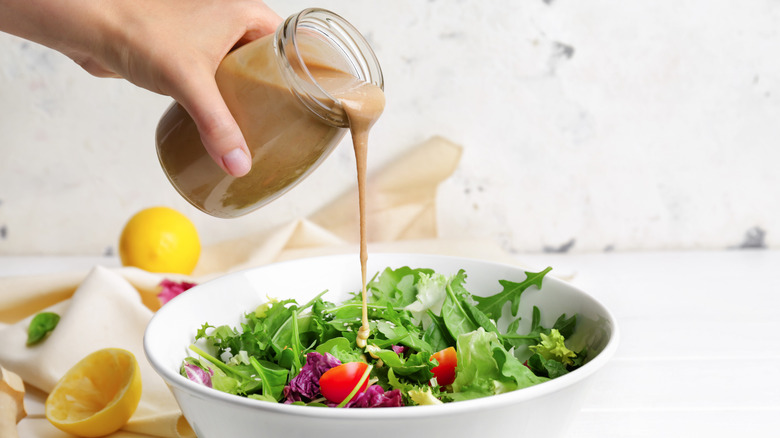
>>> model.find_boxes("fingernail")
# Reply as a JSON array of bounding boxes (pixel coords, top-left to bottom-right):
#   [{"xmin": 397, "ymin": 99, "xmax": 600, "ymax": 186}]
[{"xmin": 222, "ymin": 148, "xmax": 251, "ymax": 177}]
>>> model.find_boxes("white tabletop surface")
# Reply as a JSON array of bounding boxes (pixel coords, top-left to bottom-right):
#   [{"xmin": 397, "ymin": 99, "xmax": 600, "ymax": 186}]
[{"xmin": 2, "ymin": 250, "xmax": 779, "ymax": 437}]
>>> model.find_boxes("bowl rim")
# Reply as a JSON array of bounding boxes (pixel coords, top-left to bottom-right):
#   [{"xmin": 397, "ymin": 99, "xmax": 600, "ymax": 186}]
[{"xmin": 144, "ymin": 252, "xmax": 620, "ymax": 419}]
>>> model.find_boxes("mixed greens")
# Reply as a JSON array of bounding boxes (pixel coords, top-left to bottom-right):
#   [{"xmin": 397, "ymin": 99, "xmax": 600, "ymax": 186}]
[{"xmin": 180, "ymin": 266, "xmax": 587, "ymax": 407}]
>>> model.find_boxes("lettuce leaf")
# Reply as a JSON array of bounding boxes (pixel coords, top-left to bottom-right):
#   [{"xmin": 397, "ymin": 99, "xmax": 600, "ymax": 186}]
[
  {"xmin": 404, "ymin": 272, "xmax": 450, "ymax": 314},
  {"xmin": 529, "ymin": 329, "xmax": 577, "ymax": 366},
  {"xmin": 366, "ymin": 266, "xmax": 432, "ymax": 307},
  {"xmin": 450, "ymin": 328, "xmax": 547, "ymax": 401}
]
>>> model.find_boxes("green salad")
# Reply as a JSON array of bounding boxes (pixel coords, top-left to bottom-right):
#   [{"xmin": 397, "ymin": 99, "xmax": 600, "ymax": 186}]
[{"xmin": 181, "ymin": 265, "xmax": 586, "ymax": 407}]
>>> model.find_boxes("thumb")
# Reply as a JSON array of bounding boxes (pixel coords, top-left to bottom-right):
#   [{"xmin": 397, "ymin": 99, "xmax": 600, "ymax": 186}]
[{"xmin": 177, "ymin": 80, "xmax": 252, "ymax": 177}]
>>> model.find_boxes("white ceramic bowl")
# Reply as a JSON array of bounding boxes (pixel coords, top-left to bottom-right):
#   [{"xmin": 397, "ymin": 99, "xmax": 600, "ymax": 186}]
[{"xmin": 144, "ymin": 254, "xmax": 619, "ymax": 438}]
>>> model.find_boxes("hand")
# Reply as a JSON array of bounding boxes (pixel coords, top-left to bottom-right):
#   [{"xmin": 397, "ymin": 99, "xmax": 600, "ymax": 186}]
[{"xmin": 0, "ymin": 0, "xmax": 283, "ymax": 177}]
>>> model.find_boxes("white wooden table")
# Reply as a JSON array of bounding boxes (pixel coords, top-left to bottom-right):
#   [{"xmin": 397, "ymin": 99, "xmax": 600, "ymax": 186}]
[{"xmin": 2, "ymin": 250, "xmax": 779, "ymax": 437}]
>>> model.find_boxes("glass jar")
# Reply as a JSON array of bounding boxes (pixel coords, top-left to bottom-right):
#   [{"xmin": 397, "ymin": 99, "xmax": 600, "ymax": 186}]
[{"xmin": 155, "ymin": 8, "xmax": 384, "ymax": 218}]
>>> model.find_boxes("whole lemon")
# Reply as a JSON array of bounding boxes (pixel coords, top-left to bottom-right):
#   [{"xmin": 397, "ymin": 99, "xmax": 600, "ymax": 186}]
[{"xmin": 118, "ymin": 206, "xmax": 201, "ymax": 274}]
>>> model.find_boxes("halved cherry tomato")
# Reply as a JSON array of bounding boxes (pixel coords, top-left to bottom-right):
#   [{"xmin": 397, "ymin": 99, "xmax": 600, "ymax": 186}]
[
  {"xmin": 430, "ymin": 346, "xmax": 457, "ymax": 386},
  {"xmin": 319, "ymin": 362, "xmax": 369, "ymax": 404}
]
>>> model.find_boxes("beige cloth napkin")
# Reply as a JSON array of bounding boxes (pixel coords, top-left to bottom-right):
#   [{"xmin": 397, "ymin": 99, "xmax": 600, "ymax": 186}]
[
  {"xmin": 0, "ymin": 267, "xmax": 193, "ymax": 438},
  {"xmin": 0, "ymin": 136, "xmax": 523, "ymax": 438}
]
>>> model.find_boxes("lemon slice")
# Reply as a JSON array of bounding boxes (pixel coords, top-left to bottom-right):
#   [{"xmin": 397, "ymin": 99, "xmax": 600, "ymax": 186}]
[
  {"xmin": 118, "ymin": 206, "xmax": 201, "ymax": 275},
  {"xmin": 46, "ymin": 348, "xmax": 142, "ymax": 437}
]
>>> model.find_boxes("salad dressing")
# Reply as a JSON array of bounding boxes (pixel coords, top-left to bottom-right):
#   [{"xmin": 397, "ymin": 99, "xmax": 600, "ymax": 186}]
[{"xmin": 315, "ymin": 70, "xmax": 385, "ymax": 348}]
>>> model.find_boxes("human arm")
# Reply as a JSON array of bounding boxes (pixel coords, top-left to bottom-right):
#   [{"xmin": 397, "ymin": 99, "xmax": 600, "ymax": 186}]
[{"xmin": 0, "ymin": 0, "xmax": 282, "ymax": 176}]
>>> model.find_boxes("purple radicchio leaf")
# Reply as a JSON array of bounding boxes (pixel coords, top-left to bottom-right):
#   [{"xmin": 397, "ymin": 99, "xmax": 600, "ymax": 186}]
[
  {"xmin": 183, "ymin": 363, "xmax": 213, "ymax": 388},
  {"xmin": 283, "ymin": 352, "xmax": 341, "ymax": 403},
  {"xmin": 158, "ymin": 279, "xmax": 197, "ymax": 305},
  {"xmin": 343, "ymin": 385, "xmax": 404, "ymax": 408},
  {"xmin": 391, "ymin": 345, "xmax": 407, "ymax": 356}
]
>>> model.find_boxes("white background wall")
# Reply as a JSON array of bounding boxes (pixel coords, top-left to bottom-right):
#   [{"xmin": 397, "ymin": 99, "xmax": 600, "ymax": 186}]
[{"xmin": 1, "ymin": 0, "xmax": 779, "ymax": 256}]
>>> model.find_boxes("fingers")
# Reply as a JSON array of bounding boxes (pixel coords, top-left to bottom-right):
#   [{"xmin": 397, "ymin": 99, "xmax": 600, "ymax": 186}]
[
  {"xmin": 177, "ymin": 79, "xmax": 252, "ymax": 177},
  {"xmin": 177, "ymin": 3, "xmax": 281, "ymax": 177},
  {"xmin": 236, "ymin": 2, "xmax": 284, "ymax": 47},
  {"xmin": 126, "ymin": 1, "xmax": 284, "ymax": 177}
]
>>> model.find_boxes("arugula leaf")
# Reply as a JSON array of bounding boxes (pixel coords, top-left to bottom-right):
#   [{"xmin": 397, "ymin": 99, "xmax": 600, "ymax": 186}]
[
  {"xmin": 473, "ymin": 267, "xmax": 552, "ymax": 320},
  {"xmin": 27, "ymin": 312, "xmax": 60, "ymax": 346},
  {"xmin": 526, "ymin": 353, "xmax": 570, "ymax": 379},
  {"xmin": 212, "ymin": 373, "xmax": 240, "ymax": 394},
  {"xmin": 188, "ymin": 345, "xmax": 263, "ymax": 395},
  {"xmin": 441, "ymin": 271, "xmax": 503, "ymax": 341},
  {"xmin": 248, "ymin": 394, "xmax": 278, "ymax": 403},
  {"xmin": 271, "ymin": 309, "xmax": 304, "ymax": 374},
  {"xmin": 315, "ymin": 338, "xmax": 363, "ymax": 363},
  {"xmin": 552, "ymin": 313, "xmax": 578, "ymax": 339},
  {"xmin": 463, "ymin": 300, "xmax": 499, "ymax": 334},
  {"xmin": 501, "ymin": 305, "xmax": 579, "ymax": 350},
  {"xmin": 492, "ymin": 345, "xmax": 547, "ymax": 389},
  {"xmin": 441, "ymin": 270, "xmax": 479, "ymax": 339},
  {"xmin": 386, "ymin": 368, "xmax": 415, "ymax": 392},
  {"xmin": 249, "ymin": 357, "xmax": 289, "ymax": 401},
  {"xmin": 373, "ymin": 349, "xmax": 434, "ymax": 381},
  {"xmin": 374, "ymin": 320, "xmax": 433, "ymax": 353},
  {"xmin": 422, "ymin": 311, "xmax": 455, "ymax": 352}
]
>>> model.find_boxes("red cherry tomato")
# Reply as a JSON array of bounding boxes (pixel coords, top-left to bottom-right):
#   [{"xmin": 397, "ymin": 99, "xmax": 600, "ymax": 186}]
[
  {"xmin": 430, "ymin": 347, "xmax": 457, "ymax": 386},
  {"xmin": 318, "ymin": 362, "xmax": 369, "ymax": 403}
]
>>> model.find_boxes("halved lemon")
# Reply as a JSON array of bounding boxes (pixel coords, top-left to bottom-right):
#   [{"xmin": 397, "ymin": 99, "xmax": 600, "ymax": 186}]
[{"xmin": 45, "ymin": 348, "xmax": 142, "ymax": 437}]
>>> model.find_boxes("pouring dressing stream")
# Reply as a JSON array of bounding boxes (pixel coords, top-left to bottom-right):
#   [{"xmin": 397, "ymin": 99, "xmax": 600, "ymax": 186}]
[{"xmin": 321, "ymin": 75, "xmax": 386, "ymax": 347}]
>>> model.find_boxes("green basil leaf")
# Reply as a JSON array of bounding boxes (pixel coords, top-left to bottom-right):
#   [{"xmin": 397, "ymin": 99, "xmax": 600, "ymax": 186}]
[{"xmin": 27, "ymin": 312, "xmax": 60, "ymax": 346}]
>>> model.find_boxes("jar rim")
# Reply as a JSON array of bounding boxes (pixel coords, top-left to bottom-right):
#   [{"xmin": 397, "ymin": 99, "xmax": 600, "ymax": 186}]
[{"xmin": 275, "ymin": 8, "xmax": 384, "ymax": 127}]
